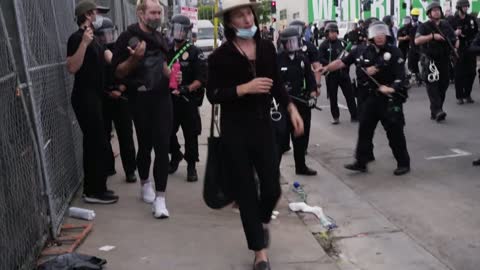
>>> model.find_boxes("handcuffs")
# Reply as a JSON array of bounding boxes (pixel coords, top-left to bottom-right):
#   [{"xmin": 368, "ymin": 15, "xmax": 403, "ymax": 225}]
[
  {"xmin": 270, "ymin": 97, "xmax": 282, "ymax": 122},
  {"xmin": 427, "ymin": 60, "xmax": 440, "ymax": 83}
]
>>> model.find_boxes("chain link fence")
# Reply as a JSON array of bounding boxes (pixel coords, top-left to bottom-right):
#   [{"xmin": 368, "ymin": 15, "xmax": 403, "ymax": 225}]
[
  {"xmin": 0, "ymin": 0, "xmax": 146, "ymax": 269},
  {"xmin": 0, "ymin": 6, "xmax": 49, "ymax": 270}
]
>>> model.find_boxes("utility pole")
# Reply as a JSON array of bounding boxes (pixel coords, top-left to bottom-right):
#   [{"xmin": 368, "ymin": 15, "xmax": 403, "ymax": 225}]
[{"xmin": 214, "ymin": 0, "xmax": 219, "ymax": 49}]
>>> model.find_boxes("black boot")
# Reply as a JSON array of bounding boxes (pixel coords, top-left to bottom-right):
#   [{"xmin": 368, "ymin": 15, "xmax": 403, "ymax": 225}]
[
  {"xmin": 168, "ymin": 151, "xmax": 184, "ymax": 174},
  {"xmin": 296, "ymin": 166, "xmax": 317, "ymax": 176},
  {"xmin": 187, "ymin": 162, "xmax": 198, "ymax": 182},
  {"xmin": 126, "ymin": 173, "xmax": 137, "ymax": 183},
  {"xmin": 393, "ymin": 166, "xmax": 410, "ymax": 176},
  {"xmin": 344, "ymin": 161, "xmax": 367, "ymax": 172}
]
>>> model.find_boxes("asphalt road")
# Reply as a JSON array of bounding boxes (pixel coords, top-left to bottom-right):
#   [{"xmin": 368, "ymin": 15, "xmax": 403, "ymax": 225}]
[{"xmin": 306, "ymin": 76, "xmax": 480, "ymax": 270}]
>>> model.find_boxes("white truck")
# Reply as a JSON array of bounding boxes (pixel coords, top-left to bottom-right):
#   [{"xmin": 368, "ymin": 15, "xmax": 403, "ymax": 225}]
[{"xmin": 195, "ymin": 20, "xmax": 222, "ymax": 55}]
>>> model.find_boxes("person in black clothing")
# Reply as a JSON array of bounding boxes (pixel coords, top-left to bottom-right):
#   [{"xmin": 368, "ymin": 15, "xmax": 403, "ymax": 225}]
[
  {"xmin": 94, "ymin": 15, "xmax": 138, "ymax": 184},
  {"xmin": 112, "ymin": 0, "xmax": 180, "ymax": 219},
  {"xmin": 321, "ymin": 22, "xmax": 411, "ymax": 176},
  {"xmin": 382, "ymin": 15, "xmax": 397, "ymax": 46},
  {"xmin": 277, "ymin": 27, "xmax": 318, "ymax": 176},
  {"xmin": 207, "ymin": 1, "xmax": 304, "ymax": 269},
  {"xmin": 318, "ymin": 23, "xmax": 357, "ymax": 124},
  {"xmin": 397, "ymin": 16, "xmax": 412, "ymax": 59},
  {"xmin": 450, "ymin": 0, "xmax": 478, "ymax": 104},
  {"xmin": 66, "ymin": 0, "xmax": 118, "ymax": 204},
  {"xmin": 167, "ymin": 15, "xmax": 207, "ymax": 182},
  {"xmin": 313, "ymin": 23, "xmax": 320, "ymax": 47},
  {"xmin": 289, "ymin": 20, "xmax": 323, "ymax": 90},
  {"xmin": 415, "ymin": 1, "xmax": 458, "ymax": 122},
  {"xmin": 408, "ymin": 8, "xmax": 423, "ymax": 85},
  {"xmin": 344, "ymin": 23, "xmax": 364, "ymax": 47}
]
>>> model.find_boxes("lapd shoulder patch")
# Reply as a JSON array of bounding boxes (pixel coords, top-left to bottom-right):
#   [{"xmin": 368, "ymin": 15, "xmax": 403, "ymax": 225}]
[
  {"xmin": 302, "ymin": 45, "xmax": 308, "ymax": 52},
  {"xmin": 182, "ymin": 52, "xmax": 189, "ymax": 60}
]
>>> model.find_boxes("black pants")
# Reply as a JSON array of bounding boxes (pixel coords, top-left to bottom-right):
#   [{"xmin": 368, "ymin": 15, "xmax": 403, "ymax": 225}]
[
  {"xmin": 425, "ymin": 60, "xmax": 449, "ymax": 118},
  {"xmin": 326, "ymin": 73, "xmax": 358, "ymax": 120},
  {"xmin": 131, "ymin": 92, "xmax": 173, "ymax": 192},
  {"xmin": 169, "ymin": 96, "xmax": 201, "ymax": 163},
  {"xmin": 356, "ymin": 89, "xmax": 374, "ymax": 158},
  {"xmin": 289, "ymin": 100, "xmax": 311, "ymax": 170},
  {"xmin": 71, "ymin": 90, "xmax": 110, "ymax": 195},
  {"xmin": 356, "ymin": 96, "xmax": 410, "ymax": 167},
  {"xmin": 222, "ymin": 119, "xmax": 281, "ymax": 251},
  {"xmin": 103, "ymin": 96, "xmax": 136, "ymax": 176},
  {"xmin": 455, "ymin": 52, "xmax": 477, "ymax": 100},
  {"xmin": 408, "ymin": 49, "xmax": 421, "ymax": 75}
]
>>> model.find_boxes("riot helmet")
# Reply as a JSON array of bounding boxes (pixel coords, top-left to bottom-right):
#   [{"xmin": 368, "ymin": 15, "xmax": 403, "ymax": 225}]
[
  {"xmin": 368, "ymin": 21, "xmax": 390, "ymax": 42},
  {"xmin": 171, "ymin": 14, "xmax": 192, "ymax": 42},
  {"xmin": 289, "ymin": 20, "xmax": 306, "ymax": 37},
  {"xmin": 280, "ymin": 26, "xmax": 301, "ymax": 53},
  {"xmin": 426, "ymin": 1, "xmax": 443, "ymax": 16},
  {"xmin": 93, "ymin": 15, "xmax": 117, "ymax": 45}
]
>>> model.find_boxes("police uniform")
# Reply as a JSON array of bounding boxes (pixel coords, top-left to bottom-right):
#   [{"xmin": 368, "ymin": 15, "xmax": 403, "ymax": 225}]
[
  {"xmin": 102, "ymin": 62, "xmax": 137, "ymax": 182},
  {"xmin": 397, "ymin": 24, "xmax": 410, "ymax": 58},
  {"xmin": 319, "ymin": 38, "xmax": 358, "ymax": 122},
  {"xmin": 344, "ymin": 28, "xmax": 365, "ymax": 46},
  {"xmin": 167, "ymin": 42, "xmax": 207, "ymax": 179},
  {"xmin": 407, "ymin": 21, "xmax": 422, "ymax": 81},
  {"xmin": 416, "ymin": 20, "xmax": 457, "ymax": 120},
  {"xmin": 451, "ymin": 13, "xmax": 478, "ymax": 103},
  {"xmin": 277, "ymin": 50, "xmax": 317, "ymax": 174},
  {"xmin": 342, "ymin": 43, "xmax": 410, "ymax": 172}
]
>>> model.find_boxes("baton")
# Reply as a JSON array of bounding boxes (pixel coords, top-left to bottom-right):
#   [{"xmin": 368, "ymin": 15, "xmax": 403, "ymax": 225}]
[
  {"xmin": 289, "ymin": 95, "xmax": 323, "ymax": 111},
  {"xmin": 359, "ymin": 68, "xmax": 407, "ymax": 100}
]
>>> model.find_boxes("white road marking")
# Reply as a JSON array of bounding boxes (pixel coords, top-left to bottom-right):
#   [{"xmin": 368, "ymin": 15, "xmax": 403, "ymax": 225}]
[{"xmin": 425, "ymin": 148, "xmax": 472, "ymax": 160}]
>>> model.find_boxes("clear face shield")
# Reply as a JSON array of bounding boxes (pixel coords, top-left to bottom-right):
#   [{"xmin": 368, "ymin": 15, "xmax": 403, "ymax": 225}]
[
  {"xmin": 96, "ymin": 28, "xmax": 117, "ymax": 45},
  {"xmin": 282, "ymin": 36, "xmax": 301, "ymax": 53},
  {"xmin": 368, "ymin": 23, "xmax": 390, "ymax": 40},
  {"xmin": 171, "ymin": 23, "xmax": 191, "ymax": 41}
]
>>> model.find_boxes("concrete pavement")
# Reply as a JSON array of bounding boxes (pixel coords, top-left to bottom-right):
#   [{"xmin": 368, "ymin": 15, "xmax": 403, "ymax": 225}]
[
  {"xmin": 70, "ymin": 105, "xmax": 339, "ymax": 270},
  {"xmin": 67, "ymin": 78, "xmax": 480, "ymax": 270}
]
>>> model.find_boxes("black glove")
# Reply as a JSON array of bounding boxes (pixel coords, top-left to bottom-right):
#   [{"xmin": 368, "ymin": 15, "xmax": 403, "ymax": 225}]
[{"xmin": 179, "ymin": 85, "xmax": 190, "ymax": 95}]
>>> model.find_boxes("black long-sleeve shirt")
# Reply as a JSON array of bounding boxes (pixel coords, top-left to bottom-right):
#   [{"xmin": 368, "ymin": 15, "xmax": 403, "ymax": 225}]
[{"xmin": 207, "ymin": 39, "xmax": 290, "ymax": 123}]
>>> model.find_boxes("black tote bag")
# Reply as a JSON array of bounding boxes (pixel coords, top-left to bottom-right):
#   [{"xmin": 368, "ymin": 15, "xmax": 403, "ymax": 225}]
[{"xmin": 203, "ymin": 104, "xmax": 233, "ymax": 209}]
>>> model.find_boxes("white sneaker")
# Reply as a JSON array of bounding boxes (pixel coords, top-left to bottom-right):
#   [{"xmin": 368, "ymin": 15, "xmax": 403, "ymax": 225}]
[
  {"xmin": 152, "ymin": 197, "xmax": 170, "ymax": 219},
  {"xmin": 141, "ymin": 182, "xmax": 156, "ymax": 204}
]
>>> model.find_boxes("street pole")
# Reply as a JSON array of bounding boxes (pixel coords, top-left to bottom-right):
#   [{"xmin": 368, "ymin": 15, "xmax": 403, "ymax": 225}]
[{"xmin": 214, "ymin": 0, "xmax": 219, "ymax": 49}]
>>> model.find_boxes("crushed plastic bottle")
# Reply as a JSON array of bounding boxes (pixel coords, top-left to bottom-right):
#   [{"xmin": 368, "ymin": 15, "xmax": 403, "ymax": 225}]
[{"xmin": 292, "ymin": 181, "xmax": 307, "ymax": 202}]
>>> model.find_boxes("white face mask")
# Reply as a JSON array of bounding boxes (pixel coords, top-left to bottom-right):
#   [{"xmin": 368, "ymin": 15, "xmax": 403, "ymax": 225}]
[{"xmin": 235, "ymin": 25, "xmax": 258, "ymax": 39}]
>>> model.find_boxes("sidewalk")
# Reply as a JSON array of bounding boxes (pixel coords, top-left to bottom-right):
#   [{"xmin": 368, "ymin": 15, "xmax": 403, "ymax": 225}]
[{"xmin": 69, "ymin": 104, "xmax": 339, "ymax": 270}]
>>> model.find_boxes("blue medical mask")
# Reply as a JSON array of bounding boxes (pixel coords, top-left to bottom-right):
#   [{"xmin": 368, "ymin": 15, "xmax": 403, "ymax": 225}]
[{"xmin": 236, "ymin": 25, "xmax": 258, "ymax": 39}]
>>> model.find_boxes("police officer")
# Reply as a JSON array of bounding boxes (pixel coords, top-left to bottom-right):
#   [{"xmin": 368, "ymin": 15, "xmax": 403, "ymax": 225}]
[
  {"xmin": 382, "ymin": 15, "xmax": 397, "ymax": 46},
  {"xmin": 397, "ymin": 16, "xmax": 412, "ymax": 59},
  {"xmin": 415, "ymin": 1, "xmax": 458, "ymax": 122},
  {"xmin": 94, "ymin": 15, "xmax": 138, "ymax": 184},
  {"xmin": 167, "ymin": 15, "xmax": 207, "ymax": 182},
  {"xmin": 344, "ymin": 23, "xmax": 364, "ymax": 47},
  {"xmin": 318, "ymin": 23, "xmax": 358, "ymax": 124},
  {"xmin": 277, "ymin": 27, "xmax": 318, "ymax": 176},
  {"xmin": 451, "ymin": 0, "xmax": 478, "ymax": 104},
  {"xmin": 321, "ymin": 22, "xmax": 411, "ymax": 175},
  {"xmin": 289, "ymin": 20, "xmax": 322, "ymax": 95},
  {"xmin": 408, "ymin": 8, "xmax": 423, "ymax": 85}
]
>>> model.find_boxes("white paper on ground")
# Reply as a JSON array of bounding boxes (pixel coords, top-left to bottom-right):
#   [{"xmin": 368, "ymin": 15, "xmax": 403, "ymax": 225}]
[{"xmin": 99, "ymin": 245, "xmax": 116, "ymax": 251}]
